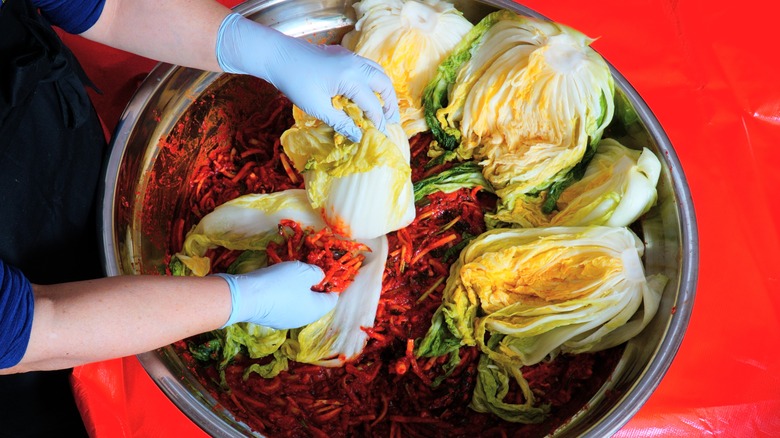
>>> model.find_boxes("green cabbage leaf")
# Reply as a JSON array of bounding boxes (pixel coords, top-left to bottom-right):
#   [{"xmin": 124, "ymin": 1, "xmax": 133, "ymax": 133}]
[{"xmin": 412, "ymin": 161, "xmax": 493, "ymax": 202}]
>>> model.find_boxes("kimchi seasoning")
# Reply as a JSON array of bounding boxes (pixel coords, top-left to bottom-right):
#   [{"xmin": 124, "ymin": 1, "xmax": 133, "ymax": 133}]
[
  {"xmin": 164, "ymin": 77, "xmax": 624, "ymax": 438},
  {"xmin": 266, "ymin": 219, "xmax": 369, "ymax": 293}
]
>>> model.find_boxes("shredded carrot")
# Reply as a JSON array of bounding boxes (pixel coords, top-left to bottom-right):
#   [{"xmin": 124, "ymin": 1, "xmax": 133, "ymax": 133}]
[
  {"xmin": 438, "ymin": 215, "xmax": 461, "ymax": 234},
  {"xmin": 387, "ymin": 416, "xmax": 441, "ymax": 424},
  {"xmin": 409, "ymin": 233, "xmax": 457, "ymax": 266},
  {"xmin": 239, "ymin": 147, "xmax": 265, "ymax": 158},
  {"xmin": 265, "ymin": 219, "xmax": 369, "ymax": 292},
  {"xmin": 279, "ymin": 152, "xmax": 299, "ymax": 184},
  {"xmin": 230, "ymin": 161, "xmax": 255, "ymax": 184},
  {"xmin": 370, "ymin": 394, "xmax": 390, "ymax": 427},
  {"xmin": 414, "ymin": 209, "xmax": 435, "ymax": 223},
  {"xmin": 417, "ymin": 276, "xmax": 445, "ymax": 303}
]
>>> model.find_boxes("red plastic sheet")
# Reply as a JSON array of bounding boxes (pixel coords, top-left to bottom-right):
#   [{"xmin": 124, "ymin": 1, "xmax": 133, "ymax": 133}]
[{"xmin": 64, "ymin": 0, "xmax": 780, "ymax": 436}]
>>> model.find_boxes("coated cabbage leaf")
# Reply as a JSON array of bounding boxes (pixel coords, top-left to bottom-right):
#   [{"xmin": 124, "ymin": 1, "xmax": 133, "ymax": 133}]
[
  {"xmin": 223, "ymin": 323, "xmax": 289, "ymax": 379},
  {"xmin": 412, "ymin": 161, "xmax": 493, "ymax": 202},
  {"xmin": 285, "ymin": 235, "xmax": 388, "ymax": 366},
  {"xmin": 177, "ymin": 190, "xmax": 323, "ymax": 276},
  {"xmin": 342, "ymin": 0, "xmax": 473, "ymax": 137},
  {"xmin": 174, "ymin": 190, "xmax": 388, "ymax": 367},
  {"xmin": 281, "ymin": 97, "xmax": 415, "ymax": 239}
]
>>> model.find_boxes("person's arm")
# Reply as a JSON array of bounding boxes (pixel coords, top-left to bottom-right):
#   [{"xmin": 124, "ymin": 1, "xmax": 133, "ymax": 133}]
[
  {"xmin": 79, "ymin": 0, "xmax": 399, "ymax": 142},
  {"xmin": 79, "ymin": 0, "xmax": 228, "ymax": 72},
  {"xmin": 1, "ymin": 274, "xmax": 230, "ymax": 374},
  {"xmin": 0, "ymin": 261, "xmax": 335, "ymax": 375}
]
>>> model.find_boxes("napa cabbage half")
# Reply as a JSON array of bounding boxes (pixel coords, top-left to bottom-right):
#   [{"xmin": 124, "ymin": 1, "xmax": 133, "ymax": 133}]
[
  {"xmin": 423, "ymin": 10, "xmax": 614, "ymax": 212},
  {"xmin": 280, "ymin": 97, "xmax": 415, "ymax": 239},
  {"xmin": 173, "ymin": 189, "xmax": 388, "ymax": 368},
  {"xmin": 342, "ymin": 0, "xmax": 473, "ymax": 137},
  {"xmin": 488, "ymin": 139, "xmax": 662, "ymax": 228},
  {"xmin": 416, "ymin": 226, "xmax": 666, "ymax": 422}
]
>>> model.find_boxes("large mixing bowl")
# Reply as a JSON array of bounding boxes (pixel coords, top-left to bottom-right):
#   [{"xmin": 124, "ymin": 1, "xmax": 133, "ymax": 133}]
[{"xmin": 100, "ymin": 0, "xmax": 698, "ymax": 436}]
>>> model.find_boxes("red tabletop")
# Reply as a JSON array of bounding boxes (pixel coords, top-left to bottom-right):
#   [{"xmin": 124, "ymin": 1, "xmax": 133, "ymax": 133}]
[{"xmin": 65, "ymin": 0, "xmax": 780, "ymax": 436}]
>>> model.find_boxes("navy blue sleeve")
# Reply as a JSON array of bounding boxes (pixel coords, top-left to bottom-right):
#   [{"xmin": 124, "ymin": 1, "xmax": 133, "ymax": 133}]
[
  {"xmin": 0, "ymin": 259, "xmax": 34, "ymax": 369},
  {"xmin": 33, "ymin": 0, "xmax": 106, "ymax": 34}
]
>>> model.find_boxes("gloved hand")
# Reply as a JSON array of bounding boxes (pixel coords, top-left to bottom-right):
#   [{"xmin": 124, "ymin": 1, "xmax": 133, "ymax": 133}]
[
  {"xmin": 214, "ymin": 261, "xmax": 338, "ymax": 330},
  {"xmin": 215, "ymin": 12, "xmax": 400, "ymax": 142}
]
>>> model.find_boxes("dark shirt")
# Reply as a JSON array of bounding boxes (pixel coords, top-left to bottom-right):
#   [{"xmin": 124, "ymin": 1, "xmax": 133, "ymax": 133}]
[
  {"xmin": 0, "ymin": 0, "xmax": 108, "ymax": 435},
  {"xmin": 0, "ymin": 0, "xmax": 107, "ymax": 368}
]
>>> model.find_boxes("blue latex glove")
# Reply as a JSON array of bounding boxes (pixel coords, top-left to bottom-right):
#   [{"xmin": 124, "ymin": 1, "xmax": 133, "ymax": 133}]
[
  {"xmin": 214, "ymin": 261, "xmax": 338, "ymax": 330},
  {"xmin": 215, "ymin": 12, "xmax": 400, "ymax": 142}
]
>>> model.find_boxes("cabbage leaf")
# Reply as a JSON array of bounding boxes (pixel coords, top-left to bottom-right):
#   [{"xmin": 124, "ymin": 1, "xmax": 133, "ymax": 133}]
[
  {"xmin": 423, "ymin": 10, "xmax": 614, "ymax": 212},
  {"xmin": 412, "ymin": 161, "xmax": 493, "ymax": 202},
  {"xmin": 174, "ymin": 190, "xmax": 389, "ymax": 367},
  {"xmin": 281, "ymin": 97, "xmax": 415, "ymax": 239},
  {"xmin": 416, "ymin": 226, "xmax": 666, "ymax": 422},
  {"xmin": 489, "ymin": 139, "xmax": 662, "ymax": 228},
  {"xmin": 285, "ymin": 235, "xmax": 388, "ymax": 366},
  {"xmin": 176, "ymin": 190, "xmax": 323, "ymax": 276},
  {"xmin": 343, "ymin": 0, "xmax": 473, "ymax": 137}
]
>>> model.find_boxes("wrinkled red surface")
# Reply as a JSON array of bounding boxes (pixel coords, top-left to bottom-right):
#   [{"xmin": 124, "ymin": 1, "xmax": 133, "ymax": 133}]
[{"xmin": 66, "ymin": 0, "xmax": 780, "ymax": 436}]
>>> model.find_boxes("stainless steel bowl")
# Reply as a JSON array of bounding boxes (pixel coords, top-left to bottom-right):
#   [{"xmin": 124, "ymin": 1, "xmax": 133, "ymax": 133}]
[{"xmin": 100, "ymin": 0, "xmax": 698, "ymax": 436}]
